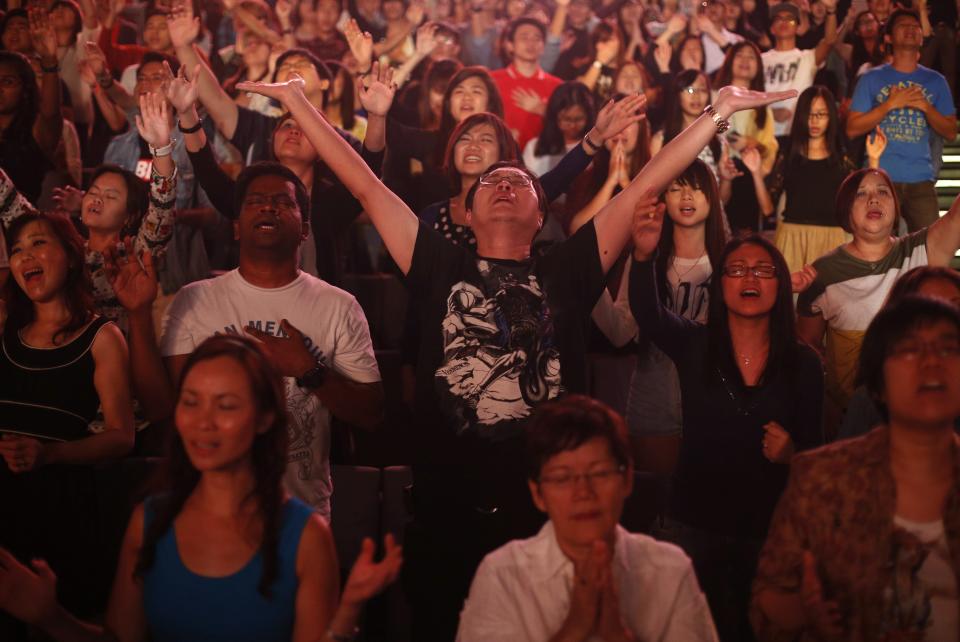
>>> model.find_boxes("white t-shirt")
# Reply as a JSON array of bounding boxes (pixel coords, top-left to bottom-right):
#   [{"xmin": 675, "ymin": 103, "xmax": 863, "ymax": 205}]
[
  {"xmin": 894, "ymin": 516, "xmax": 959, "ymax": 642},
  {"xmin": 666, "ymin": 253, "xmax": 712, "ymax": 323},
  {"xmin": 703, "ymin": 28, "xmax": 744, "ymax": 75},
  {"xmin": 457, "ymin": 521, "xmax": 718, "ymax": 641},
  {"xmin": 761, "ymin": 48, "xmax": 820, "ymax": 137},
  {"xmin": 160, "ymin": 269, "xmax": 381, "ymax": 521}
]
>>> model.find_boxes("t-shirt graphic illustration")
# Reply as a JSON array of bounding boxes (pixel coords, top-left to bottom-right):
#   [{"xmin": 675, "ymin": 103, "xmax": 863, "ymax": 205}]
[{"xmin": 436, "ymin": 260, "xmax": 561, "ymax": 434}]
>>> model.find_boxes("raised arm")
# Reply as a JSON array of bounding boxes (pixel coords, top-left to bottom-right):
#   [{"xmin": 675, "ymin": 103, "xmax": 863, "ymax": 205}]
[
  {"xmin": 592, "ymin": 86, "xmax": 798, "ymax": 272},
  {"xmin": 927, "ymin": 189, "xmax": 960, "ymax": 266},
  {"xmin": 812, "ymin": 0, "xmax": 838, "ymax": 66},
  {"xmin": 168, "ymin": 2, "xmax": 240, "ymax": 139},
  {"xmin": 29, "ymin": 6, "xmax": 63, "ymax": 158},
  {"xmin": 237, "ymin": 64, "xmax": 420, "ymax": 274}
]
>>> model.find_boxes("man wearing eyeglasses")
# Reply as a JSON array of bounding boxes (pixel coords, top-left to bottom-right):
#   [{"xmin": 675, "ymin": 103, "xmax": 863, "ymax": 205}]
[
  {"xmin": 761, "ymin": 0, "xmax": 838, "ymax": 139},
  {"xmin": 847, "ymin": 8, "xmax": 957, "ymax": 232},
  {"xmin": 160, "ymin": 162, "xmax": 384, "ymax": 524}
]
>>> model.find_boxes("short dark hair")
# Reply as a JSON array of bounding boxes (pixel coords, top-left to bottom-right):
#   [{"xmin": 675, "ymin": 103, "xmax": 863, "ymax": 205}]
[
  {"xmin": 884, "ymin": 7, "xmax": 921, "ymax": 38},
  {"xmin": 506, "ymin": 16, "xmax": 547, "ymax": 42},
  {"xmin": 834, "ymin": 168, "xmax": 900, "ymax": 233},
  {"xmin": 89, "ymin": 164, "xmax": 150, "ymax": 237},
  {"xmin": 274, "ymin": 48, "xmax": 331, "ymax": 84},
  {"xmin": 886, "ymin": 266, "xmax": 960, "ymax": 307},
  {"xmin": 856, "ymin": 295, "xmax": 960, "ymax": 420},
  {"xmin": 465, "ymin": 160, "xmax": 548, "ymax": 220},
  {"xmin": 525, "ymin": 395, "xmax": 632, "ymax": 481},
  {"xmin": 139, "ymin": 50, "xmax": 180, "ymax": 76},
  {"xmin": 234, "ymin": 161, "xmax": 311, "ymax": 220},
  {"xmin": 50, "ymin": 0, "xmax": 83, "ymax": 39}
]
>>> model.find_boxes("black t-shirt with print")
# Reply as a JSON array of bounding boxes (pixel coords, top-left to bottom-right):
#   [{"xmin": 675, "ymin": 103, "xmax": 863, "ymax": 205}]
[{"xmin": 405, "ymin": 219, "xmax": 606, "ymax": 520}]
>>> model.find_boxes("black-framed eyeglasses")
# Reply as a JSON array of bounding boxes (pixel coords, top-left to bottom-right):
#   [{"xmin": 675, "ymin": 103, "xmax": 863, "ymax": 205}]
[{"xmin": 723, "ymin": 263, "xmax": 777, "ymax": 278}]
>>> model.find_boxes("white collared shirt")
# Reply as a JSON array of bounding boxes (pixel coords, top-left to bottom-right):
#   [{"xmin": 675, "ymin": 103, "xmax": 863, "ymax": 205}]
[{"xmin": 457, "ymin": 522, "xmax": 719, "ymax": 642}]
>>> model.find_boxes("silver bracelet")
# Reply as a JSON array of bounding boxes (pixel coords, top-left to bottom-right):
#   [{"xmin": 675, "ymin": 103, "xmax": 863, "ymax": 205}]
[{"xmin": 703, "ymin": 104, "xmax": 730, "ymax": 134}]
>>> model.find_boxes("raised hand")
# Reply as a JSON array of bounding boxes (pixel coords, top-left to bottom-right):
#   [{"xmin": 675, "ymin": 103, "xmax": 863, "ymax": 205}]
[
  {"xmin": 741, "ymin": 147, "xmax": 763, "ymax": 175},
  {"xmin": 28, "ymin": 5, "xmax": 58, "ymax": 64},
  {"xmin": 0, "ymin": 434, "xmax": 45, "ymax": 474},
  {"xmin": 406, "ymin": 0, "xmax": 426, "ymax": 25},
  {"xmin": 761, "ymin": 421, "xmax": 794, "ymax": 463},
  {"xmin": 717, "ymin": 152, "xmax": 743, "ymax": 182},
  {"xmin": 52, "ymin": 185, "xmax": 84, "ymax": 216},
  {"xmin": 103, "ymin": 237, "xmax": 158, "ymax": 313},
  {"xmin": 166, "ymin": 1, "xmax": 200, "ymax": 50},
  {"xmin": 714, "ymin": 86, "xmax": 799, "ymax": 119},
  {"xmin": 236, "ymin": 75, "xmax": 307, "ymax": 106},
  {"xmin": 615, "ymin": 142, "xmax": 631, "ymax": 189},
  {"xmin": 665, "ymin": 12, "xmax": 688, "ymax": 35},
  {"xmin": 801, "ymin": 551, "xmax": 845, "ymax": 640},
  {"xmin": 345, "ymin": 19, "xmax": 374, "ymax": 72},
  {"xmin": 275, "ymin": 0, "xmax": 294, "ymax": 28},
  {"xmin": 340, "ymin": 534, "xmax": 403, "ymax": 608},
  {"xmin": 591, "ymin": 93, "xmax": 647, "ymax": 143},
  {"xmin": 82, "ymin": 41, "xmax": 109, "ymax": 78},
  {"xmin": 865, "ymin": 127, "xmax": 887, "ymax": 164},
  {"xmin": 0, "ymin": 548, "xmax": 58, "ymax": 626},
  {"xmin": 558, "ymin": 541, "xmax": 609, "ymax": 640},
  {"xmin": 790, "ymin": 264, "xmax": 817, "ymax": 294},
  {"xmin": 631, "ymin": 194, "xmax": 665, "ymax": 261},
  {"xmin": 654, "ymin": 41, "xmax": 672, "ymax": 73},
  {"xmin": 162, "ymin": 61, "xmax": 200, "ymax": 114},
  {"xmin": 244, "ymin": 319, "xmax": 316, "ymax": 378},
  {"xmin": 414, "ymin": 22, "xmax": 439, "ymax": 58},
  {"xmin": 595, "ymin": 37, "xmax": 620, "ymax": 65},
  {"xmin": 358, "ymin": 61, "xmax": 397, "ymax": 117},
  {"xmin": 135, "ymin": 92, "xmax": 172, "ymax": 149}
]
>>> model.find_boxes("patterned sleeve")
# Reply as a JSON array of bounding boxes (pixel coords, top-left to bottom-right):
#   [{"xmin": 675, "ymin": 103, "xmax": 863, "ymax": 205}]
[
  {"xmin": 0, "ymin": 165, "xmax": 39, "ymax": 230},
  {"xmin": 134, "ymin": 164, "xmax": 178, "ymax": 257}
]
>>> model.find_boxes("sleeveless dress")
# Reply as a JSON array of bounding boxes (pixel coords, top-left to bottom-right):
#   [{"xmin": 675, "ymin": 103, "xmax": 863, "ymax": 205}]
[
  {"xmin": 0, "ymin": 317, "xmax": 114, "ymax": 622},
  {"xmin": 143, "ymin": 496, "xmax": 314, "ymax": 642}
]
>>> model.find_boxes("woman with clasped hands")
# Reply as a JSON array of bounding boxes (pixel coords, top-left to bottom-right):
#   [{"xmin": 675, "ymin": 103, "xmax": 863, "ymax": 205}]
[{"xmin": 456, "ymin": 396, "xmax": 719, "ymax": 642}]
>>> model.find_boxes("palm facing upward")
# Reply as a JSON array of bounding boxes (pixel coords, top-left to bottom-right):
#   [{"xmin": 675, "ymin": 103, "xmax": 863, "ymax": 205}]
[
  {"xmin": 340, "ymin": 535, "xmax": 403, "ymax": 607},
  {"xmin": 103, "ymin": 239, "xmax": 159, "ymax": 313}
]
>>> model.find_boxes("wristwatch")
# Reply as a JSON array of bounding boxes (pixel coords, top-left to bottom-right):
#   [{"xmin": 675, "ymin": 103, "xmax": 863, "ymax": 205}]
[{"xmin": 296, "ymin": 361, "xmax": 328, "ymax": 390}]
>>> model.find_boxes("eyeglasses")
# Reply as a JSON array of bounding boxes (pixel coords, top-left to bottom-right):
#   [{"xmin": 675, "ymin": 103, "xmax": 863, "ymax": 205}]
[
  {"xmin": 682, "ymin": 86, "xmax": 709, "ymax": 96},
  {"xmin": 889, "ymin": 339, "xmax": 960, "ymax": 361},
  {"xmin": 808, "ymin": 111, "xmax": 830, "ymax": 121},
  {"xmin": 723, "ymin": 263, "xmax": 777, "ymax": 278},
  {"xmin": 773, "ymin": 15, "xmax": 797, "ymax": 23},
  {"xmin": 539, "ymin": 465, "xmax": 626, "ymax": 490},
  {"xmin": 243, "ymin": 194, "xmax": 299, "ymax": 210},
  {"xmin": 478, "ymin": 172, "xmax": 534, "ymax": 188}
]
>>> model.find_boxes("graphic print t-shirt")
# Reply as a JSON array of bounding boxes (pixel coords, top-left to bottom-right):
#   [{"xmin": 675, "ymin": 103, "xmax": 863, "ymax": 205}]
[
  {"xmin": 159, "ymin": 270, "xmax": 381, "ymax": 521},
  {"xmin": 407, "ymin": 221, "xmax": 605, "ymax": 470},
  {"xmin": 761, "ymin": 48, "xmax": 819, "ymax": 137},
  {"xmin": 850, "ymin": 64, "xmax": 955, "ymax": 183}
]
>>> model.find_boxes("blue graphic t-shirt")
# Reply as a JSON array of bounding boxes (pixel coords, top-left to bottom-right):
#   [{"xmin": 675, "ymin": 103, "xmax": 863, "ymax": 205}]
[{"xmin": 850, "ymin": 64, "xmax": 955, "ymax": 183}]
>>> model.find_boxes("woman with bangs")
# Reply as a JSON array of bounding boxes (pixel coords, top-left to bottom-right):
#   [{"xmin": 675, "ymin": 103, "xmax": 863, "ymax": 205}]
[
  {"xmin": 384, "ymin": 66, "xmax": 505, "ymax": 211},
  {"xmin": 0, "ymin": 210, "xmax": 134, "ymax": 636},
  {"xmin": 767, "ymin": 85, "xmax": 858, "ymax": 273},
  {"xmin": 522, "ymin": 81, "xmax": 596, "ymax": 178},
  {"xmin": 628, "ymin": 218, "xmax": 824, "ymax": 640},
  {"xmin": 323, "ymin": 60, "xmax": 368, "ymax": 142},
  {"xmin": 0, "ymin": 335, "xmax": 402, "ymax": 642},
  {"xmin": 712, "ymin": 41, "xmax": 779, "ymax": 233},
  {"xmin": 797, "ymin": 169, "xmax": 960, "ymax": 420}
]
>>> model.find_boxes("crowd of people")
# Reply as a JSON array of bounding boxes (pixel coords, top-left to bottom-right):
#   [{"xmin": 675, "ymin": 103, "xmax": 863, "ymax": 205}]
[{"xmin": 0, "ymin": 0, "xmax": 958, "ymax": 639}]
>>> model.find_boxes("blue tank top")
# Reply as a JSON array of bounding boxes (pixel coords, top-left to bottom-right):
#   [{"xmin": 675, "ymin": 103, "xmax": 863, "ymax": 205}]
[{"xmin": 142, "ymin": 496, "xmax": 313, "ymax": 642}]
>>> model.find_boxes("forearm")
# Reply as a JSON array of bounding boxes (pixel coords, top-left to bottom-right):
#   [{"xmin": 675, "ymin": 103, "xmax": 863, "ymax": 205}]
[
  {"xmin": 924, "ymin": 109, "xmax": 957, "ymax": 141},
  {"xmin": 105, "ymin": 78, "xmax": 137, "ymax": 112},
  {"xmin": 235, "ymin": 7, "xmax": 282, "ymax": 44},
  {"xmin": 126, "ymin": 308, "xmax": 175, "ymax": 423},
  {"xmin": 176, "ymin": 45, "xmax": 239, "ymax": 139},
  {"xmin": 44, "ymin": 429, "xmax": 134, "ymax": 466},
  {"xmin": 814, "ymin": 13, "xmax": 838, "ymax": 65},
  {"xmin": 39, "ymin": 604, "xmax": 113, "ymax": 642},
  {"xmin": 576, "ymin": 62, "xmax": 602, "ymax": 91},
  {"xmin": 78, "ymin": 0, "xmax": 99, "ymax": 30},
  {"xmin": 752, "ymin": 170, "xmax": 774, "ymax": 215},
  {"xmin": 92, "ymin": 85, "xmax": 127, "ymax": 132},
  {"xmin": 719, "ymin": 177, "xmax": 733, "ymax": 204},
  {"xmin": 36, "ymin": 67, "xmax": 63, "ymax": 155},
  {"xmin": 364, "ymin": 113, "xmax": 386, "ymax": 153},
  {"xmin": 311, "ymin": 377, "xmax": 384, "ymax": 429},
  {"xmin": 845, "ymin": 106, "xmax": 888, "ymax": 137},
  {"xmin": 178, "ymin": 106, "xmax": 207, "ymax": 153},
  {"xmin": 927, "ymin": 192, "xmax": 960, "ymax": 265},
  {"xmin": 549, "ymin": 6, "xmax": 568, "ymax": 37},
  {"xmin": 392, "ymin": 52, "xmax": 425, "ymax": 88}
]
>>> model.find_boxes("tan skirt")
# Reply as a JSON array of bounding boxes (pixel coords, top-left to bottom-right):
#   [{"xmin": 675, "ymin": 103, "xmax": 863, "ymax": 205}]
[{"xmin": 774, "ymin": 222, "xmax": 850, "ymax": 273}]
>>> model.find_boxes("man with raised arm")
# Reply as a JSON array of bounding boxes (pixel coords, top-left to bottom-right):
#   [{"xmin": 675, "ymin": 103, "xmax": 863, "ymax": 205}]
[{"xmin": 238, "ymin": 66, "xmax": 795, "ymax": 640}]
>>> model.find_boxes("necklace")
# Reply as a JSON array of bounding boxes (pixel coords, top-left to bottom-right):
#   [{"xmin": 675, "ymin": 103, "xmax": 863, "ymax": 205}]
[
  {"xmin": 670, "ymin": 251, "xmax": 706, "ymax": 282},
  {"xmin": 736, "ymin": 349, "xmax": 768, "ymax": 367}
]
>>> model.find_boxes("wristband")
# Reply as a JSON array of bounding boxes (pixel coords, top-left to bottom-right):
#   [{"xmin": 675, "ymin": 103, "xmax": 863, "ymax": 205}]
[
  {"xmin": 582, "ymin": 133, "xmax": 601, "ymax": 152},
  {"xmin": 149, "ymin": 139, "xmax": 176, "ymax": 157},
  {"xmin": 41, "ymin": 62, "xmax": 60, "ymax": 74},
  {"xmin": 282, "ymin": 27, "xmax": 294, "ymax": 34},
  {"xmin": 703, "ymin": 104, "xmax": 730, "ymax": 134},
  {"xmin": 178, "ymin": 118, "xmax": 203, "ymax": 134},
  {"xmin": 591, "ymin": 59, "xmax": 603, "ymax": 70},
  {"xmin": 326, "ymin": 626, "xmax": 359, "ymax": 642}
]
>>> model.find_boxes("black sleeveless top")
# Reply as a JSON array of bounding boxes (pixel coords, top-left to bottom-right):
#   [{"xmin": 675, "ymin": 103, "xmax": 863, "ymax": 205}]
[
  {"xmin": 0, "ymin": 317, "xmax": 110, "ymax": 442},
  {"xmin": 0, "ymin": 127, "xmax": 54, "ymax": 204}
]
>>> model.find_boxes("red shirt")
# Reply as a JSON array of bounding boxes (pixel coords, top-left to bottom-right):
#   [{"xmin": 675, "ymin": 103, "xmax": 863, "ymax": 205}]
[{"xmin": 491, "ymin": 64, "xmax": 562, "ymax": 150}]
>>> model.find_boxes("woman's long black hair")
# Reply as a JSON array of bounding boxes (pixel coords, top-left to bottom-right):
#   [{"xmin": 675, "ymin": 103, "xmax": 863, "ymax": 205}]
[
  {"xmin": 786, "ymin": 85, "xmax": 845, "ymax": 168},
  {"xmin": 533, "ymin": 81, "xmax": 596, "ymax": 157},
  {"xmin": 0, "ymin": 51, "xmax": 39, "ymax": 143},
  {"xmin": 662, "ymin": 69, "xmax": 722, "ymax": 164},
  {"xmin": 712, "ymin": 41, "xmax": 768, "ymax": 129},
  {"xmin": 706, "ymin": 235, "xmax": 799, "ymax": 384},
  {"xmin": 135, "ymin": 335, "xmax": 289, "ymax": 598}
]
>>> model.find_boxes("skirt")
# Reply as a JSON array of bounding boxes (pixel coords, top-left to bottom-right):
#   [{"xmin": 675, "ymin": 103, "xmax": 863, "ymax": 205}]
[{"xmin": 774, "ymin": 222, "xmax": 850, "ymax": 273}]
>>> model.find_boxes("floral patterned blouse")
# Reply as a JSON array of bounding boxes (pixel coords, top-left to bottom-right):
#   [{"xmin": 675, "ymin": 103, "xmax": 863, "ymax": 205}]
[
  {"xmin": 0, "ymin": 165, "xmax": 177, "ymax": 333},
  {"xmin": 751, "ymin": 426, "xmax": 960, "ymax": 641}
]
